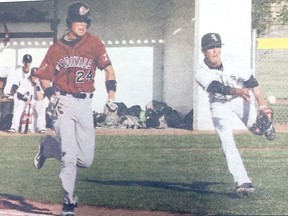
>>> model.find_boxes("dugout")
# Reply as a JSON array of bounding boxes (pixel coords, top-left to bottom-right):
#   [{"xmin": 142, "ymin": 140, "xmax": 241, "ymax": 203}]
[{"xmin": 0, "ymin": 0, "xmax": 252, "ymax": 131}]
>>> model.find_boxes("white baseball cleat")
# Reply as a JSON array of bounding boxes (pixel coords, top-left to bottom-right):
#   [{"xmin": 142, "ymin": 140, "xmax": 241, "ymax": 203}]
[
  {"xmin": 236, "ymin": 183, "xmax": 255, "ymax": 197},
  {"xmin": 7, "ymin": 128, "xmax": 16, "ymax": 133}
]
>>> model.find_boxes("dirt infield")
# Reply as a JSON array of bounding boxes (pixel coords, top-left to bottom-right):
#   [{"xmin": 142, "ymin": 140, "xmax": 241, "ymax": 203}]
[
  {"xmin": 95, "ymin": 124, "xmax": 287, "ymax": 135},
  {"xmin": 0, "ymin": 123, "xmax": 286, "ymax": 137},
  {"xmin": 0, "ymin": 197, "xmax": 188, "ymax": 216}
]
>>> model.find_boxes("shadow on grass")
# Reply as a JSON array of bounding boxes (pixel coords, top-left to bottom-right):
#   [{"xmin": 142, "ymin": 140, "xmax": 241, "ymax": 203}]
[
  {"xmin": 0, "ymin": 193, "xmax": 52, "ymax": 215},
  {"xmin": 83, "ymin": 179, "xmax": 239, "ymax": 199}
]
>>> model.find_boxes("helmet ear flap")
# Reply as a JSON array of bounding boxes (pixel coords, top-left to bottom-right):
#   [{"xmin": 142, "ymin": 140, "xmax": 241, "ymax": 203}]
[
  {"xmin": 86, "ymin": 18, "xmax": 91, "ymax": 28},
  {"xmin": 66, "ymin": 17, "xmax": 72, "ymax": 28}
]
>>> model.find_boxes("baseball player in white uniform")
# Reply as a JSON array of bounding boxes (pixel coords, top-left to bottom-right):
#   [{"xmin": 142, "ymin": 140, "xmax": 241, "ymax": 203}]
[
  {"xmin": 8, "ymin": 69, "xmax": 47, "ymax": 133},
  {"xmin": 195, "ymin": 33, "xmax": 275, "ymax": 197},
  {"xmin": 7, "ymin": 55, "xmax": 48, "ymax": 133},
  {"xmin": 3, "ymin": 54, "xmax": 33, "ymax": 97}
]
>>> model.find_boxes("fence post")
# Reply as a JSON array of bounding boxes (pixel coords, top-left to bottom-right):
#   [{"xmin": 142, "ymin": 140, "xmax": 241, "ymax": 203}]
[{"xmin": 251, "ymin": 29, "xmax": 257, "ymax": 77}]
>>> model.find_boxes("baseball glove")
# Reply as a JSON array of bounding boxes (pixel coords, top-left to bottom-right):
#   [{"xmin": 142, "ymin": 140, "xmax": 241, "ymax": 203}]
[
  {"xmin": 103, "ymin": 101, "xmax": 118, "ymax": 114},
  {"xmin": 249, "ymin": 106, "xmax": 275, "ymax": 140},
  {"xmin": 46, "ymin": 96, "xmax": 63, "ymax": 119},
  {"xmin": 103, "ymin": 101, "xmax": 119, "ymax": 128},
  {"xmin": 119, "ymin": 115, "xmax": 141, "ymax": 129}
]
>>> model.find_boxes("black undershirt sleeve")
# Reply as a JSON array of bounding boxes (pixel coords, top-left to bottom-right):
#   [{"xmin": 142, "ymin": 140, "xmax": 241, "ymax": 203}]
[
  {"xmin": 17, "ymin": 93, "xmax": 28, "ymax": 102},
  {"xmin": 207, "ymin": 81, "xmax": 232, "ymax": 95},
  {"xmin": 243, "ymin": 75, "xmax": 259, "ymax": 88}
]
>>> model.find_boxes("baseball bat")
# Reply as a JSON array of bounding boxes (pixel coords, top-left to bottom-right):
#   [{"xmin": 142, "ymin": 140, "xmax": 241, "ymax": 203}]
[{"xmin": 24, "ymin": 95, "xmax": 33, "ymax": 134}]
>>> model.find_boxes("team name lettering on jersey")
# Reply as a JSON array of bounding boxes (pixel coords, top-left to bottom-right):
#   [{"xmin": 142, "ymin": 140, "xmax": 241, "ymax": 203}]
[{"xmin": 56, "ymin": 56, "xmax": 93, "ymax": 70}]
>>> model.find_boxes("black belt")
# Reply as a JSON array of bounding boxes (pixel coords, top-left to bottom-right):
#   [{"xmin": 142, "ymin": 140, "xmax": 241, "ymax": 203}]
[{"xmin": 58, "ymin": 91, "xmax": 93, "ymax": 99}]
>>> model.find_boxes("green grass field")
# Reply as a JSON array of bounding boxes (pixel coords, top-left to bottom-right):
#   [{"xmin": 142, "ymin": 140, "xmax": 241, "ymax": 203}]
[{"xmin": 1, "ymin": 133, "xmax": 288, "ymax": 215}]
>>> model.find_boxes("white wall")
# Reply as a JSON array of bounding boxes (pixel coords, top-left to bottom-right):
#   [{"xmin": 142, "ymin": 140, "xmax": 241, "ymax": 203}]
[
  {"xmin": 162, "ymin": 0, "xmax": 195, "ymax": 116},
  {"xmin": 193, "ymin": 0, "xmax": 252, "ymax": 130},
  {"xmin": 92, "ymin": 47, "xmax": 154, "ymax": 112}
]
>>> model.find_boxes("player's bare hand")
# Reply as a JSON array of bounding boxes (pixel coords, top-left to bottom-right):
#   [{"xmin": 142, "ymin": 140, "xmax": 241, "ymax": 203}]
[
  {"xmin": 3, "ymin": 36, "xmax": 10, "ymax": 45},
  {"xmin": 231, "ymin": 88, "xmax": 250, "ymax": 101},
  {"xmin": 39, "ymin": 64, "xmax": 48, "ymax": 71},
  {"xmin": 237, "ymin": 88, "xmax": 250, "ymax": 101},
  {"xmin": 25, "ymin": 99, "xmax": 32, "ymax": 105},
  {"xmin": 33, "ymin": 77, "xmax": 40, "ymax": 85}
]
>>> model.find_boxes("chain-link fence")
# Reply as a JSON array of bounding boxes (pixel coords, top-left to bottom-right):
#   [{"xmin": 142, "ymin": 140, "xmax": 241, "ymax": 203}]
[{"xmin": 256, "ymin": 48, "xmax": 288, "ymax": 124}]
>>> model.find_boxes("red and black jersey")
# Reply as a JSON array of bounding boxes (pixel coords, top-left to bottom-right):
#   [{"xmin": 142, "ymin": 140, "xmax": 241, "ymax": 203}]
[{"xmin": 36, "ymin": 32, "xmax": 111, "ymax": 93}]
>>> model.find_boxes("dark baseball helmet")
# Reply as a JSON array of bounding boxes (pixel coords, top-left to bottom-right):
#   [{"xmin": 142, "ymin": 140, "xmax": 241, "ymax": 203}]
[
  {"xmin": 66, "ymin": 1, "xmax": 92, "ymax": 28},
  {"xmin": 23, "ymin": 54, "xmax": 32, "ymax": 63},
  {"xmin": 30, "ymin": 67, "xmax": 38, "ymax": 77},
  {"xmin": 201, "ymin": 33, "xmax": 222, "ymax": 50}
]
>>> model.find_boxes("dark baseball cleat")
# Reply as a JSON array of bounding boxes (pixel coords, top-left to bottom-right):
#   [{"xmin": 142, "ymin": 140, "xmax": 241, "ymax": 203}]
[
  {"xmin": 61, "ymin": 203, "xmax": 77, "ymax": 216},
  {"xmin": 33, "ymin": 137, "xmax": 47, "ymax": 169},
  {"xmin": 236, "ymin": 183, "xmax": 255, "ymax": 197},
  {"xmin": 264, "ymin": 124, "xmax": 276, "ymax": 141}
]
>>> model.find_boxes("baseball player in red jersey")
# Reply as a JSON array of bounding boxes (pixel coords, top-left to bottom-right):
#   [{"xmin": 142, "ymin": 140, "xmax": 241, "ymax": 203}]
[{"xmin": 33, "ymin": 2, "xmax": 116, "ymax": 216}]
